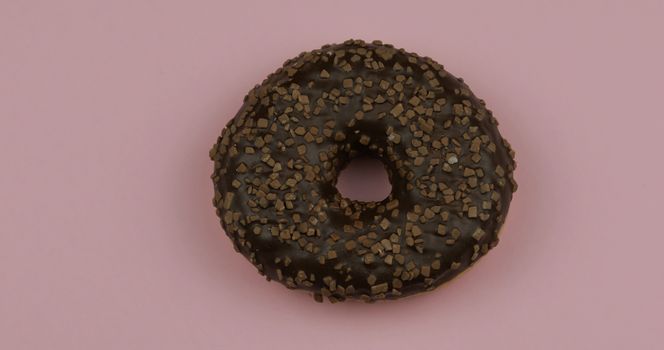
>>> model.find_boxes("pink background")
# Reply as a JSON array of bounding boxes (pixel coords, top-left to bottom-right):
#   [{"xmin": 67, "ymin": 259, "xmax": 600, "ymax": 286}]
[{"xmin": 2, "ymin": 1, "xmax": 663, "ymax": 349}]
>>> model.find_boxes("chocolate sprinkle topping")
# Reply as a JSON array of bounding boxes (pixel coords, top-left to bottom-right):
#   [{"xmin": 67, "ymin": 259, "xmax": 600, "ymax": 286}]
[{"xmin": 210, "ymin": 39, "xmax": 517, "ymax": 302}]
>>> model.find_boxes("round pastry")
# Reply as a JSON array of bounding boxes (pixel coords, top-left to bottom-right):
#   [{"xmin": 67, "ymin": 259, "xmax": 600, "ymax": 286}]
[{"xmin": 210, "ymin": 39, "xmax": 517, "ymax": 302}]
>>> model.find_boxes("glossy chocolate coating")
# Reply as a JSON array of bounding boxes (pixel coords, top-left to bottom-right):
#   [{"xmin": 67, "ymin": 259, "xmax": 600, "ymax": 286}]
[{"xmin": 210, "ymin": 39, "xmax": 517, "ymax": 302}]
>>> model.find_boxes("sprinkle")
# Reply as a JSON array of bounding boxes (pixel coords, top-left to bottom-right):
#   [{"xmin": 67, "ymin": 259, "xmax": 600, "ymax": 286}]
[
  {"xmin": 446, "ymin": 154, "xmax": 458, "ymax": 164},
  {"xmin": 390, "ymin": 103, "xmax": 404, "ymax": 117},
  {"xmin": 371, "ymin": 283, "xmax": 389, "ymax": 294},
  {"xmin": 472, "ymin": 228, "xmax": 485, "ymax": 241},
  {"xmin": 386, "ymin": 199, "xmax": 399, "ymax": 210},
  {"xmin": 468, "ymin": 206, "xmax": 478, "ymax": 218},
  {"xmin": 367, "ymin": 274, "xmax": 377, "ymax": 285},
  {"xmin": 408, "ymin": 96, "xmax": 421, "ymax": 106},
  {"xmin": 257, "ymin": 118, "xmax": 269, "ymax": 128},
  {"xmin": 343, "ymin": 79, "xmax": 353, "ymax": 89}
]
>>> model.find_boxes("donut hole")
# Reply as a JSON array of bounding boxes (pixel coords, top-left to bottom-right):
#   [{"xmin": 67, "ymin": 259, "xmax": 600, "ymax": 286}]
[{"xmin": 335, "ymin": 155, "xmax": 391, "ymax": 202}]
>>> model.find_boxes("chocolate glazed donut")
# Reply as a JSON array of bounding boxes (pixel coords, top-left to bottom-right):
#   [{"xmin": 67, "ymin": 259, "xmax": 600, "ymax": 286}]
[{"xmin": 210, "ymin": 39, "xmax": 517, "ymax": 302}]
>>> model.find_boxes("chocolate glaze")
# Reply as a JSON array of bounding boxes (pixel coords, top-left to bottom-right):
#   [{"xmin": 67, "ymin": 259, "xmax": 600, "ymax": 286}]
[{"xmin": 210, "ymin": 39, "xmax": 517, "ymax": 302}]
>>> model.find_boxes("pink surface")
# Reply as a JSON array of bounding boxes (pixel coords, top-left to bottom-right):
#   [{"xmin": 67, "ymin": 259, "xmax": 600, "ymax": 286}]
[{"xmin": 1, "ymin": 1, "xmax": 663, "ymax": 349}]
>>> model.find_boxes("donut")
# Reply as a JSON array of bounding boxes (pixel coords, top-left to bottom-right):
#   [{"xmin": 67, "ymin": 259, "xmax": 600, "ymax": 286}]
[{"xmin": 210, "ymin": 39, "xmax": 517, "ymax": 302}]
